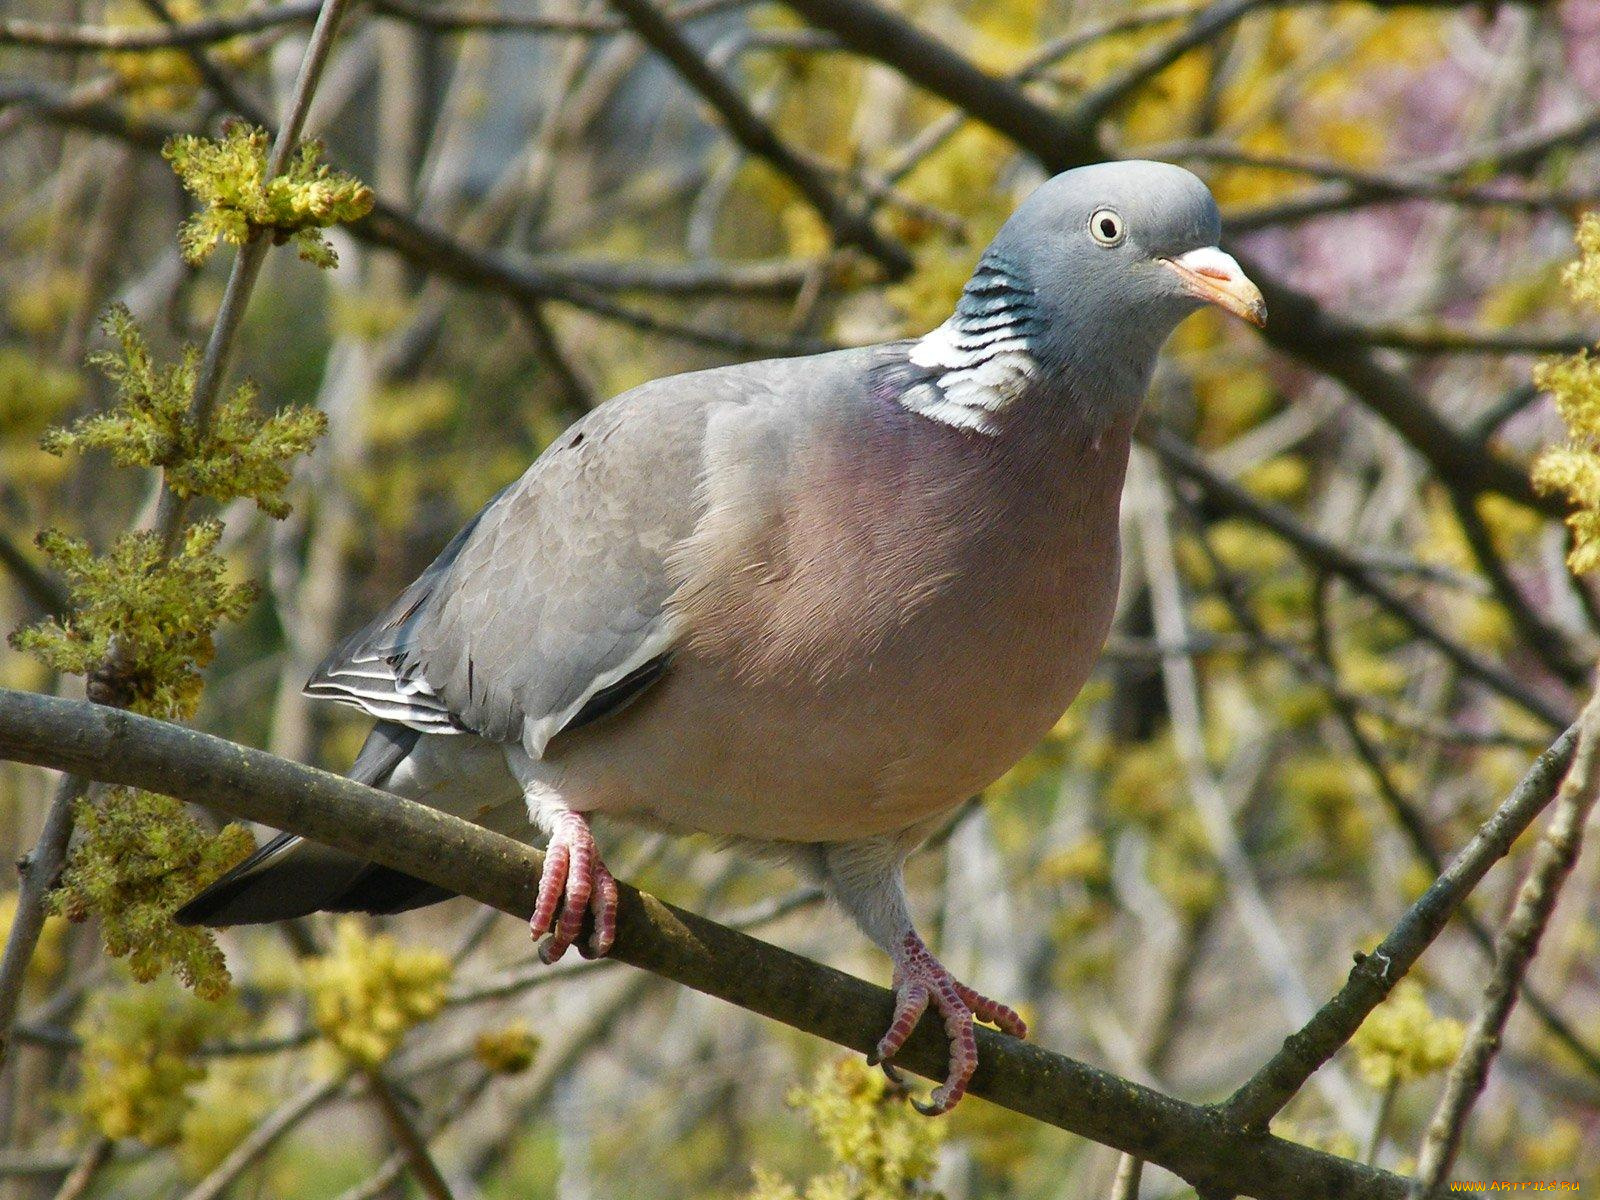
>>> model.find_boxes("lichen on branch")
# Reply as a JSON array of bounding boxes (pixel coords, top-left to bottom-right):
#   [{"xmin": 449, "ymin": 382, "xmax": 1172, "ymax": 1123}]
[
  {"xmin": 45, "ymin": 305, "xmax": 326, "ymax": 518},
  {"xmin": 163, "ymin": 122, "xmax": 375, "ymax": 269}
]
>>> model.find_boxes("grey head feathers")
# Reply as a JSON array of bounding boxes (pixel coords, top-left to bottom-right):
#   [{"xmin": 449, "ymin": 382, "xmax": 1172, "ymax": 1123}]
[{"xmin": 889, "ymin": 160, "xmax": 1233, "ymax": 433}]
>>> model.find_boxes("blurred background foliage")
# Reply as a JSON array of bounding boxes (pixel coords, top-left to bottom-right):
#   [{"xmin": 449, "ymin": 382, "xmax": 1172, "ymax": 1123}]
[{"xmin": 1, "ymin": 0, "xmax": 1599, "ymax": 1195}]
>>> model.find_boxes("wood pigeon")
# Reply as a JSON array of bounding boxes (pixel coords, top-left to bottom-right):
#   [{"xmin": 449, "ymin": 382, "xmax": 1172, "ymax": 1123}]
[{"xmin": 179, "ymin": 160, "xmax": 1266, "ymax": 1113}]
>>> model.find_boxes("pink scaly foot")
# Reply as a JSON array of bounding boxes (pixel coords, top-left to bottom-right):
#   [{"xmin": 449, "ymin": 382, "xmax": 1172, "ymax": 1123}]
[
  {"xmin": 530, "ymin": 811, "xmax": 618, "ymax": 963},
  {"xmin": 871, "ymin": 932, "xmax": 1027, "ymax": 1115}
]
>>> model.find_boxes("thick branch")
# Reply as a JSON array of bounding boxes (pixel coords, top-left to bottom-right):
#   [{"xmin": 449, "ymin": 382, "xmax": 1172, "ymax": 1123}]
[{"xmin": 0, "ymin": 687, "xmax": 1403, "ymax": 1200}]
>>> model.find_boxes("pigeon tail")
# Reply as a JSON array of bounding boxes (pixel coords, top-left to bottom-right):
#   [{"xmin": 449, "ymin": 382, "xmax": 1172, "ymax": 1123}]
[{"xmin": 174, "ymin": 722, "xmax": 455, "ymax": 926}]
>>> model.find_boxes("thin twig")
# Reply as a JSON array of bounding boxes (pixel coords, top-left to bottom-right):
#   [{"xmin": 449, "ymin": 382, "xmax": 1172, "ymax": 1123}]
[
  {"xmin": 0, "ymin": 527, "xmax": 69, "ymax": 616},
  {"xmin": 152, "ymin": 0, "xmax": 357, "ymax": 542},
  {"xmin": 1410, "ymin": 686, "xmax": 1600, "ymax": 1195},
  {"xmin": 178, "ymin": 1075, "xmax": 346, "ymax": 1200},
  {"xmin": 363, "ymin": 1069, "xmax": 454, "ymax": 1200},
  {"xmin": 1223, "ymin": 721, "xmax": 1580, "ymax": 1129},
  {"xmin": 370, "ymin": 0, "xmax": 751, "ymax": 36},
  {"xmin": 604, "ymin": 0, "xmax": 910, "ymax": 275},
  {"xmin": 1145, "ymin": 424, "xmax": 1571, "ymax": 729},
  {"xmin": 47, "ymin": 1136, "xmax": 111, "ymax": 1200},
  {"xmin": 1156, "ymin": 141, "xmax": 1600, "ymax": 222},
  {"xmin": 1133, "ymin": 454, "xmax": 1366, "ymax": 1130},
  {"xmin": 0, "ymin": 775, "xmax": 88, "ymax": 1076},
  {"xmin": 1306, "ymin": 587, "xmax": 1600, "ymax": 1085},
  {"xmin": 0, "ymin": 0, "xmax": 356, "ymax": 1092},
  {"xmin": 1110, "ymin": 1153, "xmax": 1144, "ymax": 1200},
  {"xmin": 0, "ymin": 2, "xmax": 321, "ymax": 52},
  {"xmin": 1075, "ymin": 0, "xmax": 1273, "ymax": 125}
]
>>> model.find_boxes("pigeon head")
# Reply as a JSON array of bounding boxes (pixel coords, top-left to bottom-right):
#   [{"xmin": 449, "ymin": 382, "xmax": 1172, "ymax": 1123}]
[
  {"xmin": 906, "ymin": 161, "xmax": 1264, "ymax": 433},
  {"xmin": 1008, "ymin": 160, "xmax": 1264, "ymax": 331}
]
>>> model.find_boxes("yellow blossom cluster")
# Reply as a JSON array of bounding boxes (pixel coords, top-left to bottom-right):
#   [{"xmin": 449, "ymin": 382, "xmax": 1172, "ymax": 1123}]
[
  {"xmin": 48, "ymin": 305, "xmax": 328, "ymax": 520},
  {"xmin": 1532, "ymin": 215, "xmax": 1600, "ymax": 571},
  {"xmin": 1350, "ymin": 979, "xmax": 1465, "ymax": 1089},
  {"xmin": 303, "ymin": 918, "xmax": 452, "ymax": 1068},
  {"xmin": 748, "ymin": 1058, "xmax": 945, "ymax": 1200},
  {"xmin": 48, "ymin": 789, "xmax": 253, "ymax": 997},
  {"xmin": 164, "ymin": 125, "xmax": 375, "ymax": 269},
  {"xmin": 74, "ymin": 980, "xmax": 236, "ymax": 1145},
  {"xmin": 473, "ymin": 1021, "xmax": 541, "ymax": 1075}
]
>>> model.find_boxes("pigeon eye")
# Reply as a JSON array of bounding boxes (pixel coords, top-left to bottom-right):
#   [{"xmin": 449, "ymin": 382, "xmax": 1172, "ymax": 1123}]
[{"xmin": 1089, "ymin": 208, "xmax": 1125, "ymax": 247}]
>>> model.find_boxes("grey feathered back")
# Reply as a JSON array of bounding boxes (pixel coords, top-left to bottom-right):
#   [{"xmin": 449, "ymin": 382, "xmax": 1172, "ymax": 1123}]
[{"xmin": 306, "ymin": 354, "xmax": 875, "ymax": 756}]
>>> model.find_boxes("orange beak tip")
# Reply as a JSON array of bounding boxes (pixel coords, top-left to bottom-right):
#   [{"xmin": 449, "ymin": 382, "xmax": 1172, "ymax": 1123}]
[{"xmin": 1162, "ymin": 248, "xmax": 1267, "ymax": 330}]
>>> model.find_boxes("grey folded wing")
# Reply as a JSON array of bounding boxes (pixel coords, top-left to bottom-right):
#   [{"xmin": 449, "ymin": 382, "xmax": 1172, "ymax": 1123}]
[{"xmin": 305, "ymin": 375, "xmax": 728, "ymax": 757}]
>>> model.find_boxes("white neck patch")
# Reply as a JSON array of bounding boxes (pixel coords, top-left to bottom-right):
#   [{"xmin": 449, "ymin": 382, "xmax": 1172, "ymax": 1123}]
[
  {"xmin": 896, "ymin": 249, "xmax": 1041, "ymax": 434},
  {"xmin": 899, "ymin": 318, "xmax": 1037, "ymax": 434}
]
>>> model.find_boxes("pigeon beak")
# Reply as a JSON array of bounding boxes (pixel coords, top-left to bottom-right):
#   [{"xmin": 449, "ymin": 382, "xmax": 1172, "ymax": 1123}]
[{"xmin": 1160, "ymin": 247, "xmax": 1267, "ymax": 328}]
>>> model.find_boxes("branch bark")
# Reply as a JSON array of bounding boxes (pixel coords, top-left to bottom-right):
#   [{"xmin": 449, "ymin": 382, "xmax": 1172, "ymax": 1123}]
[{"xmin": 0, "ymin": 687, "xmax": 1406, "ymax": 1200}]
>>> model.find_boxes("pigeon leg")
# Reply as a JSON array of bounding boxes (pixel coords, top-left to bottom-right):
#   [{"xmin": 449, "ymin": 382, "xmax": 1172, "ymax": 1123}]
[
  {"xmin": 530, "ymin": 810, "xmax": 618, "ymax": 963},
  {"xmin": 821, "ymin": 838, "xmax": 1027, "ymax": 1115},
  {"xmin": 873, "ymin": 930, "xmax": 1028, "ymax": 1114}
]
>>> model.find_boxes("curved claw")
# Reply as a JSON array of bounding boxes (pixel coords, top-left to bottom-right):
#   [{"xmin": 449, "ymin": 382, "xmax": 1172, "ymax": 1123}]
[
  {"xmin": 530, "ymin": 812, "xmax": 617, "ymax": 964},
  {"xmin": 876, "ymin": 1058, "xmax": 911, "ymax": 1094},
  {"xmin": 911, "ymin": 1091, "xmax": 951, "ymax": 1118}
]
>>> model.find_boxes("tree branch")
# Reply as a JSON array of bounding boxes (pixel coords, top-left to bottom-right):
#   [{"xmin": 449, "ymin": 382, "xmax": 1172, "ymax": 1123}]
[
  {"xmin": 1143, "ymin": 424, "xmax": 1572, "ymax": 729},
  {"xmin": 0, "ymin": 2, "xmax": 320, "ymax": 52},
  {"xmin": 0, "ymin": 526, "xmax": 69, "ymax": 617},
  {"xmin": 0, "ymin": 687, "xmax": 1407, "ymax": 1200},
  {"xmin": 1223, "ymin": 721, "xmax": 1581, "ymax": 1130},
  {"xmin": 604, "ymin": 0, "xmax": 911, "ymax": 275},
  {"xmin": 1411, "ymin": 687, "xmax": 1600, "ymax": 1194},
  {"xmin": 0, "ymin": 775, "xmax": 87, "ymax": 1079}
]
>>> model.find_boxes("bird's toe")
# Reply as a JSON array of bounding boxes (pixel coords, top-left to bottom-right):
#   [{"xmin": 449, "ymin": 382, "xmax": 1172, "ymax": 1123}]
[
  {"xmin": 875, "ymin": 932, "xmax": 1022, "ymax": 1115},
  {"xmin": 532, "ymin": 812, "xmax": 616, "ymax": 964},
  {"xmin": 582, "ymin": 860, "xmax": 619, "ymax": 959},
  {"xmin": 954, "ymin": 981, "xmax": 1027, "ymax": 1039},
  {"xmin": 529, "ymin": 841, "xmax": 570, "ymax": 945}
]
